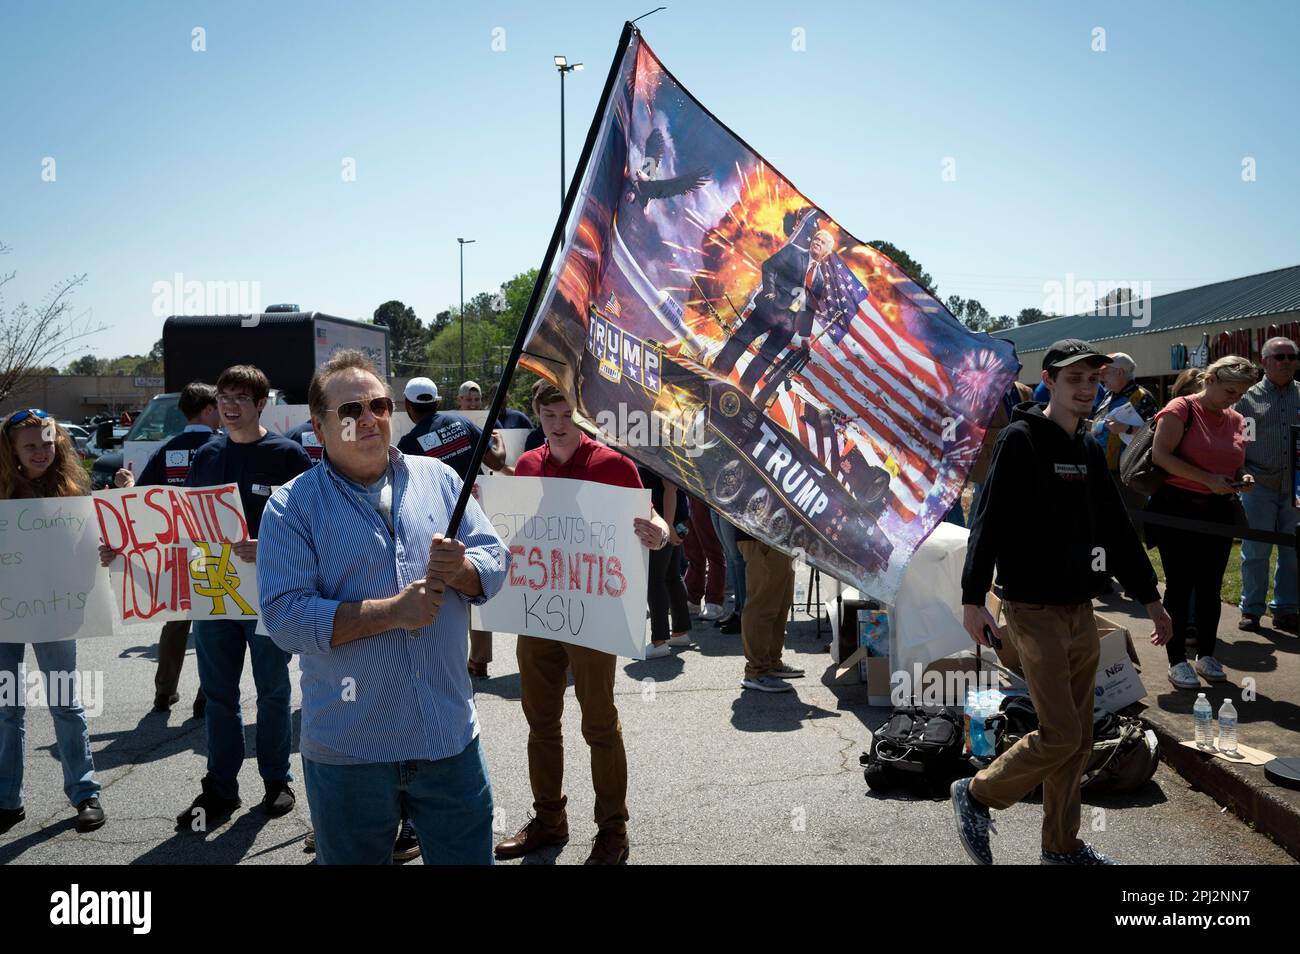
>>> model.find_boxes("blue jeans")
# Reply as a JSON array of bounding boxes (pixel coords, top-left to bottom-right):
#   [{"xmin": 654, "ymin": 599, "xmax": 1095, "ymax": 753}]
[
  {"xmin": 1239, "ymin": 485, "xmax": 1300, "ymax": 617},
  {"xmin": 304, "ymin": 735, "xmax": 494, "ymax": 865},
  {"xmin": 0, "ymin": 640, "xmax": 99, "ymax": 810},
  {"xmin": 193, "ymin": 619, "xmax": 292, "ymax": 800},
  {"xmin": 711, "ymin": 510, "xmax": 746, "ymax": 613}
]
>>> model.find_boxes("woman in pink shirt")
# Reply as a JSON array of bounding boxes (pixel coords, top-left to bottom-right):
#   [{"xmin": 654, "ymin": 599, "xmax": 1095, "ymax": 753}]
[{"xmin": 1148, "ymin": 356, "xmax": 1257, "ymax": 690}]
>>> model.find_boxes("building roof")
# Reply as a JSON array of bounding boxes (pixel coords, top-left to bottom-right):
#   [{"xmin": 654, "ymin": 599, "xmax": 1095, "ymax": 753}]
[{"xmin": 995, "ymin": 264, "xmax": 1300, "ymax": 354}]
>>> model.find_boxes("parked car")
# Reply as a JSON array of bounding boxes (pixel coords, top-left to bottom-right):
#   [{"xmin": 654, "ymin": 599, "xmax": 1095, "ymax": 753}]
[
  {"xmin": 85, "ymin": 426, "xmax": 131, "ymax": 487},
  {"xmin": 59, "ymin": 422, "xmax": 91, "ymax": 457}
]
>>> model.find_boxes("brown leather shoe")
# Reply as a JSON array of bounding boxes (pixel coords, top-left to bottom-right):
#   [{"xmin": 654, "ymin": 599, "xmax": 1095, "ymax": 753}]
[
  {"xmin": 583, "ymin": 830, "xmax": 629, "ymax": 865},
  {"xmin": 494, "ymin": 816, "xmax": 568, "ymax": 860}
]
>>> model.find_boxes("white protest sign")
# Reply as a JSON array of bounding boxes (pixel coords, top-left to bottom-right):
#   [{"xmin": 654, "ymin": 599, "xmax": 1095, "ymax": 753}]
[
  {"xmin": 92, "ymin": 483, "xmax": 260, "ymax": 624},
  {"xmin": 259, "ymin": 404, "xmax": 310, "ymax": 435},
  {"xmin": 0, "ymin": 498, "xmax": 119, "ymax": 643},
  {"xmin": 497, "ymin": 428, "xmax": 531, "ymax": 466},
  {"xmin": 471, "ymin": 475, "xmax": 651, "ymax": 659}
]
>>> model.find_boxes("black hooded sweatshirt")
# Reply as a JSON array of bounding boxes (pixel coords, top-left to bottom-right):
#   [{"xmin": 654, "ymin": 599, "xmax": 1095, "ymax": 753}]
[{"xmin": 961, "ymin": 402, "xmax": 1160, "ymax": 608}]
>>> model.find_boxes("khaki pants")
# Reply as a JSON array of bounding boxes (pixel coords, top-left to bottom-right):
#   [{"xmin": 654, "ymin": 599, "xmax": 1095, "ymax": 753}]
[
  {"xmin": 516, "ymin": 635, "xmax": 628, "ymax": 835},
  {"xmin": 969, "ymin": 601, "xmax": 1100, "ymax": 854},
  {"xmin": 469, "ymin": 629, "xmax": 493, "ymax": 666},
  {"xmin": 737, "ymin": 541, "xmax": 794, "ymax": 680}
]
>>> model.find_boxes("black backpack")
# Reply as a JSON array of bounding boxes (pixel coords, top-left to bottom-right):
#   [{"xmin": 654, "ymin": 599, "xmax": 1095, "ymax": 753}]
[{"xmin": 859, "ymin": 705, "xmax": 975, "ymax": 798}]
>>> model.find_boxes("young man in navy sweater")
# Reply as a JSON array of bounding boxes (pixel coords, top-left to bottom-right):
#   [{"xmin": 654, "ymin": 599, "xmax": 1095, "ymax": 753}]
[{"xmin": 176, "ymin": 365, "xmax": 312, "ymax": 830}]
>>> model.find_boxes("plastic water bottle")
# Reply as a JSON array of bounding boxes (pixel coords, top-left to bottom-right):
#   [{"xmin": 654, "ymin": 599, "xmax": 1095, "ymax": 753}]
[
  {"xmin": 1193, "ymin": 693, "xmax": 1213, "ymax": 748},
  {"xmin": 1218, "ymin": 698, "xmax": 1238, "ymax": 755}
]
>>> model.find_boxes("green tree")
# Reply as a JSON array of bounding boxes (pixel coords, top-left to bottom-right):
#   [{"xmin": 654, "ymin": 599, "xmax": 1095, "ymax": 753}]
[
  {"xmin": 425, "ymin": 270, "xmax": 540, "ymax": 414},
  {"xmin": 66, "ymin": 354, "xmax": 103, "ymax": 375},
  {"xmin": 945, "ymin": 295, "xmax": 1012, "ymax": 333},
  {"xmin": 867, "ymin": 240, "xmax": 938, "ymax": 298},
  {"xmin": 140, "ymin": 336, "xmax": 164, "ymax": 374},
  {"xmin": 1016, "ymin": 307, "xmax": 1051, "ymax": 326},
  {"xmin": 373, "ymin": 300, "xmax": 427, "ymax": 377}
]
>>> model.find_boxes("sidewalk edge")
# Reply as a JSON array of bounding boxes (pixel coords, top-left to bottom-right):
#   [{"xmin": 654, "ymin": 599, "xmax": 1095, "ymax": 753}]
[{"xmin": 1144, "ymin": 715, "xmax": 1300, "ymax": 862}]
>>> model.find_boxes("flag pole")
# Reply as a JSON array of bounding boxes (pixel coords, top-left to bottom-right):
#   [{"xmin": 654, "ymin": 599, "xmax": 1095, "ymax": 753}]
[{"xmin": 442, "ymin": 20, "xmax": 638, "ymax": 538}]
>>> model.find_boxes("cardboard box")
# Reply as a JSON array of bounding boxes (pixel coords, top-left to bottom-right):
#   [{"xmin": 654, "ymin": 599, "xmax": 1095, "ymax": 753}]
[
  {"xmin": 857, "ymin": 611, "xmax": 889, "ymax": 682},
  {"xmin": 984, "ymin": 605, "xmax": 1143, "ymax": 713},
  {"xmin": 1094, "ymin": 611, "xmax": 1141, "ymax": 665},
  {"xmin": 865, "ymin": 656, "xmax": 893, "ymax": 707},
  {"xmin": 1094, "ymin": 625, "xmax": 1146, "ymax": 713}
]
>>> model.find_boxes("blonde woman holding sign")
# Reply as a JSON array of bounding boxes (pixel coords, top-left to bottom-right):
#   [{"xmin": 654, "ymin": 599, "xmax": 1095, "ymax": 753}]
[{"xmin": 0, "ymin": 409, "xmax": 105, "ymax": 835}]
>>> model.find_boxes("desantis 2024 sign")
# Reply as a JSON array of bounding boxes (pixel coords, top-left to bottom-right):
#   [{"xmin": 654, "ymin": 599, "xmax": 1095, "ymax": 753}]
[{"xmin": 93, "ymin": 484, "xmax": 259, "ymax": 622}]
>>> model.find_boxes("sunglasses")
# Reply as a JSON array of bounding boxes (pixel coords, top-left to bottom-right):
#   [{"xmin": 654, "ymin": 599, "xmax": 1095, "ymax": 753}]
[
  {"xmin": 5, "ymin": 408, "xmax": 50, "ymax": 428},
  {"xmin": 326, "ymin": 397, "xmax": 394, "ymax": 421},
  {"xmin": 1268, "ymin": 353, "xmax": 1299, "ymax": 361}
]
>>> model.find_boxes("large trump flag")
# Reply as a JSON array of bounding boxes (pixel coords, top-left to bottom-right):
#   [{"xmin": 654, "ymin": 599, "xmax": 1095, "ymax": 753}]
[{"xmin": 521, "ymin": 24, "xmax": 1020, "ymax": 601}]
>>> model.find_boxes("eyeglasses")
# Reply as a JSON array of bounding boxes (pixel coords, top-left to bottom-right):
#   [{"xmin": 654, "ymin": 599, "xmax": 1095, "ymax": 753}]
[
  {"xmin": 217, "ymin": 393, "xmax": 256, "ymax": 405},
  {"xmin": 4, "ymin": 408, "xmax": 50, "ymax": 428},
  {"xmin": 1268, "ymin": 353, "xmax": 1299, "ymax": 361},
  {"xmin": 326, "ymin": 397, "xmax": 394, "ymax": 421}
]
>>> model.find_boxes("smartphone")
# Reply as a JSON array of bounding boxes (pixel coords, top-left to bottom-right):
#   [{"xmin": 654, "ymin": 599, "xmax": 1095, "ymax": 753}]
[{"xmin": 982, "ymin": 625, "xmax": 1003, "ymax": 651}]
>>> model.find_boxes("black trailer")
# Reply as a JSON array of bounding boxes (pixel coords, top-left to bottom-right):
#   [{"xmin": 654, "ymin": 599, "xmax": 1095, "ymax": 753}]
[{"xmin": 163, "ymin": 311, "xmax": 391, "ymax": 404}]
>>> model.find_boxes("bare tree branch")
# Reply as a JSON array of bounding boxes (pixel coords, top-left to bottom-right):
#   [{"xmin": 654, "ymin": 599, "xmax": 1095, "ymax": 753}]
[{"xmin": 0, "ymin": 247, "xmax": 106, "ymax": 403}]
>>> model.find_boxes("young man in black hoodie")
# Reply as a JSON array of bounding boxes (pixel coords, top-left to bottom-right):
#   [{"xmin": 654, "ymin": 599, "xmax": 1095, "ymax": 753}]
[{"xmin": 951, "ymin": 339, "xmax": 1172, "ymax": 865}]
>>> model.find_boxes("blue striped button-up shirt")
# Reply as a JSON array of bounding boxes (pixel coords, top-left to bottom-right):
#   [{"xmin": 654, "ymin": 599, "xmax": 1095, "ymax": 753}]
[{"xmin": 258, "ymin": 445, "xmax": 509, "ymax": 765}]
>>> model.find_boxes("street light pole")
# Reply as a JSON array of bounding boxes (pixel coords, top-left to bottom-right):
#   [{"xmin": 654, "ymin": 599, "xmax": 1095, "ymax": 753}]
[
  {"xmin": 554, "ymin": 55, "xmax": 583, "ymax": 208},
  {"xmin": 458, "ymin": 237, "xmax": 475, "ymax": 385}
]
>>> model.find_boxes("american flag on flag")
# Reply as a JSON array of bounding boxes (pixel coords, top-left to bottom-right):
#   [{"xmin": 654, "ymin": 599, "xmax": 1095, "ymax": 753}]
[{"xmin": 751, "ymin": 249, "xmax": 956, "ymax": 520}]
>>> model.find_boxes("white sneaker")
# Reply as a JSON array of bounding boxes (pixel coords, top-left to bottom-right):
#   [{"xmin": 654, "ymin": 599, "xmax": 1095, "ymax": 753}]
[
  {"xmin": 645, "ymin": 643, "xmax": 672, "ymax": 659},
  {"xmin": 667, "ymin": 634, "xmax": 692, "ymax": 647},
  {"xmin": 1195, "ymin": 656, "xmax": 1227, "ymax": 682},
  {"xmin": 1168, "ymin": 660, "xmax": 1200, "ymax": 689},
  {"xmin": 700, "ymin": 602, "xmax": 725, "ymax": 621}
]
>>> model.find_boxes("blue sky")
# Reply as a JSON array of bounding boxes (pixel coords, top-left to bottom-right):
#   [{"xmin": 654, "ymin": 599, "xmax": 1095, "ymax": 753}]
[{"xmin": 2, "ymin": 0, "xmax": 1297, "ymax": 360}]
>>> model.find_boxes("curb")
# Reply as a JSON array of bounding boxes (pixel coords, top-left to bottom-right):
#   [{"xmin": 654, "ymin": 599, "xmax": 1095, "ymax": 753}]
[{"xmin": 1143, "ymin": 715, "xmax": 1300, "ymax": 862}]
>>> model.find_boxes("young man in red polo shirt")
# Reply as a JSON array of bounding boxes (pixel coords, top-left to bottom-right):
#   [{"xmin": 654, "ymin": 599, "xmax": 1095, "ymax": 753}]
[{"xmin": 494, "ymin": 380, "xmax": 670, "ymax": 865}]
